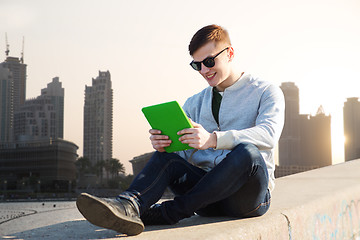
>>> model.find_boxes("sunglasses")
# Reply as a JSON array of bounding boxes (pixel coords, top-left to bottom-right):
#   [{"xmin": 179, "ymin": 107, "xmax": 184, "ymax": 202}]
[{"xmin": 190, "ymin": 47, "xmax": 229, "ymax": 71}]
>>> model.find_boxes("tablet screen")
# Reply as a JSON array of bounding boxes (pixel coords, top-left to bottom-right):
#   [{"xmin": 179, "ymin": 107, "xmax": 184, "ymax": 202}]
[{"xmin": 142, "ymin": 101, "xmax": 193, "ymax": 153}]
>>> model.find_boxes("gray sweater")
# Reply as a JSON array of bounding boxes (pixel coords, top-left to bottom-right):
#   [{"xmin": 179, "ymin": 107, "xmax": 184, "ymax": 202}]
[{"xmin": 177, "ymin": 74, "xmax": 285, "ymax": 191}]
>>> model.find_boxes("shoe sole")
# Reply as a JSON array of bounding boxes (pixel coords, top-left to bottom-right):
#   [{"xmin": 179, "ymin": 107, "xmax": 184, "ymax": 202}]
[{"xmin": 76, "ymin": 193, "xmax": 144, "ymax": 236}]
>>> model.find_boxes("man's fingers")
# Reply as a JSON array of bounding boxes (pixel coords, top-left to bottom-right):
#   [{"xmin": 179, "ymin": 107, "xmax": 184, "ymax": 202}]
[
  {"xmin": 150, "ymin": 134, "xmax": 169, "ymax": 140},
  {"xmin": 155, "ymin": 142, "xmax": 171, "ymax": 147},
  {"xmin": 153, "ymin": 141, "xmax": 171, "ymax": 152},
  {"xmin": 178, "ymin": 120, "xmax": 202, "ymax": 135},
  {"xmin": 177, "ymin": 128, "xmax": 198, "ymax": 136},
  {"xmin": 149, "ymin": 129, "xmax": 162, "ymax": 134},
  {"xmin": 179, "ymin": 133, "xmax": 199, "ymax": 142},
  {"xmin": 151, "ymin": 138, "xmax": 171, "ymax": 147}
]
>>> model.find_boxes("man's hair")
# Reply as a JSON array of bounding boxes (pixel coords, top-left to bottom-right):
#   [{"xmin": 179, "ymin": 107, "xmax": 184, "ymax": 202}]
[{"xmin": 188, "ymin": 24, "xmax": 231, "ymax": 56}]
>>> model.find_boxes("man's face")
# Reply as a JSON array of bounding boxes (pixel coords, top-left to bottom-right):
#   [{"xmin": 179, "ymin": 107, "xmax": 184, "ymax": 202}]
[{"xmin": 191, "ymin": 41, "xmax": 233, "ymax": 91}]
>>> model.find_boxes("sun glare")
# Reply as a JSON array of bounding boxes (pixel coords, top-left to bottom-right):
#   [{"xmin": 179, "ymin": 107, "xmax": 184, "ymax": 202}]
[{"xmin": 331, "ymin": 123, "xmax": 345, "ymax": 165}]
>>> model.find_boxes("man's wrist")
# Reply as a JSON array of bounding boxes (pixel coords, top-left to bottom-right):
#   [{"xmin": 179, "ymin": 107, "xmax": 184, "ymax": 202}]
[{"xmin": 211, "ymin": 132, "xmax": 217, "ymax": 149}]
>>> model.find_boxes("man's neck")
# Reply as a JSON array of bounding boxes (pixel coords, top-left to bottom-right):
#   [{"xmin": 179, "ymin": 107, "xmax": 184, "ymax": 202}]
[{"xmin": 215, "ymin": 71, "xmax": 244, "ymax": 92}]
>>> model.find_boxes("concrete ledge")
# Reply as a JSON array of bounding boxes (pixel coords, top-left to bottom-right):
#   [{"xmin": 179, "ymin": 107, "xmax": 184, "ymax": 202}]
[
  {"xmin": 272, "ymin": 159, "xmax": 360, "ymax": 239},
  {"xmin": 1, "ymin": 160, "xmax": 360, "ymax": 239}
]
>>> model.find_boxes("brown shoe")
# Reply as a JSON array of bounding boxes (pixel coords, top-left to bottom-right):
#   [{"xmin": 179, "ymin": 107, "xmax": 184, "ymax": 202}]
[{"xmin": 76, "ymin": 193, "xmax": 144, "ymax": 236}]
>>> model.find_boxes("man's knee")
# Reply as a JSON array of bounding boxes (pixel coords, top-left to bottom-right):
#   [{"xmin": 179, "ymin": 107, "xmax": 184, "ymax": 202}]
[
  {"xmin": 229, "ymin": 143, "xmax": 261, "ymax": 165},
  {"xmin": 226, "ymin": 143, "xmax": 267, "ymax": 178},
  {"xmin": 233, "ymin": 143, "xmax": 260, "ymax": 158}
]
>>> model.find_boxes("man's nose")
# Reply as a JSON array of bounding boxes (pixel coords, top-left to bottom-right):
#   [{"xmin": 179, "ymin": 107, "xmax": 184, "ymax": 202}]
[{"xmin": 200, "ymin": 63, "xmax": 210, "ymax": 74}]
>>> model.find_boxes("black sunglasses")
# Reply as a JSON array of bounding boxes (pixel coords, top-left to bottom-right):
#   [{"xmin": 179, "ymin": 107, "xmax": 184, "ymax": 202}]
[{"xmin": 190, "ymin": 47, "xmax": 229, "ymax": 71}]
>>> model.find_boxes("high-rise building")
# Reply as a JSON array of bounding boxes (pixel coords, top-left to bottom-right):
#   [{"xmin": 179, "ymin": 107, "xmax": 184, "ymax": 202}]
[
  {"xmin": 279, "ymin": 82, "xmax": 301, "ymax": 166},
  {"xmin": 278, "ymin": 82, "xmax": 332, "ymax": 176},
  {"xmin": 344, "ymin": 97, "xmax": 360, "ymax": 161},
  {"xmin": 298, "ymin": 106, "xmax": 332, "ymax": 167},
  {"xmin": 13, "ymin": 77, "xmax": 64, "ymax": 141},
  {"xmin": 0, "ymin": 64, "xmax": 14, "ymax": 142},
  {"xmin": 83, "ymin": 71, "xmax": 113, "ymax": 166},
  {"xmin": 2, "ymin": 56, "xmax": 27, "ymax": 113},
  {"xmin": 41, "ymin": 77, "xmax": 64, "ymax": 139},
  {"xmin": 0, "ymin": 54, "xmax": 27, "ymax": 143}
]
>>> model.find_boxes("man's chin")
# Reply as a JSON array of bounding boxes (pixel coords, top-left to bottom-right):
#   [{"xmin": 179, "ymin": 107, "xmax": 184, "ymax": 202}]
[{"xmin": 206, "ymin": 79, "xmax": 218, "ymax": 87}]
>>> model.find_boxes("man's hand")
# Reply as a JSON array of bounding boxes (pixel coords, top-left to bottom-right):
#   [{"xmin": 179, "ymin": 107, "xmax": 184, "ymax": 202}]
[
  {"xmin": 149, "ymin": 129, "xmax": 172, "ymax": 152},
  {"xmin": 178, "ymin": 119, "xmax": 217, "ymax": 150}
]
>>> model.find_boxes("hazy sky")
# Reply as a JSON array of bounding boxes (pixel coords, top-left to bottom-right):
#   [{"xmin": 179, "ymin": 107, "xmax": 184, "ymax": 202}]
[{"xmin": 2, "ymin": 0, "xmax": 360, "ymax": 173}]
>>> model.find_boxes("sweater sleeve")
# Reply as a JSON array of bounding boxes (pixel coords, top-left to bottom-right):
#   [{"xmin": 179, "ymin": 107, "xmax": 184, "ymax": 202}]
[{"xmin": 215, "ymin": 85, "xmax": 285, "ymax": 150}]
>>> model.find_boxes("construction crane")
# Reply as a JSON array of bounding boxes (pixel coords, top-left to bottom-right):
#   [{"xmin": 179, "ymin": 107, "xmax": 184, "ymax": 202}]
[
  {"xmin": 20, "ymin": 36, "xmax": 24, "ymax": 63},
  {"xmin": 5, "ymin": 33, "xmax": 10, "ymax": 56}
]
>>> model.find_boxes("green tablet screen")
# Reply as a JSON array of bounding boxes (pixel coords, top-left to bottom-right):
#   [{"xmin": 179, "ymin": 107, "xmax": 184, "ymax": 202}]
[{"xmin": 142, "ymin": 101, "xmax": 194, "ymax": 153}]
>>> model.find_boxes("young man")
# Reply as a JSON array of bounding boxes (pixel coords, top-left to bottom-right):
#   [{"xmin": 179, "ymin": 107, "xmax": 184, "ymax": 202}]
[{"xmin": 76, "ymin": 25, "xmax": 285, "ymax": 236}]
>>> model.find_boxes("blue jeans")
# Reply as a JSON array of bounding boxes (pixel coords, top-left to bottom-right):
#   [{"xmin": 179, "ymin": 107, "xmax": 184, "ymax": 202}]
[{"xmin": 126, "ymin": 143, "xmax": 271, "ymax": 224}]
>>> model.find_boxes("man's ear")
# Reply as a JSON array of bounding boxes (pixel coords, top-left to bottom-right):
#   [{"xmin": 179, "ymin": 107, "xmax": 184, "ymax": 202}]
[{"xmin": 228, "ymin": 47, "xmax": 235, "ymax": 62}]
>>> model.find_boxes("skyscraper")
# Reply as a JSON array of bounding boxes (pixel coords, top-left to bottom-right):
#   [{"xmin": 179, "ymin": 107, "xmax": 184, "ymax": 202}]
[
  {"xmin": 298, "ymin": 106, "xmax": 332, "ymax": 167},
  {"xmin": 279, "ymin": 82, "xmax": 301, "ymax": 166},
  {"xmin": 41, "ymin": 77, "xmax": 64, "ymax": 139},
  {"xmin": 278, "ymin": 82, "xmax": 332, "ymax": 176},
  {"xmin": 83, "ymin": 71, "xmax": 113, "ymax": 166},
  {"xmin": 13, "ymin": 77, "xmax": 64, "ymax": 141},
  {"xmin": 0, "ymin": 64, "xmax": 14, "ymax": 142},
  {"xmin": 344, "ymin": 97, "xmax": 360, "ymax": 161},
  {"xmin": 0, "ymin": 54, "xmax": 27, "ymax": 143},
  {"xmin": 2, "ymin": 56, "xmax": 27, "ymax": 113}
]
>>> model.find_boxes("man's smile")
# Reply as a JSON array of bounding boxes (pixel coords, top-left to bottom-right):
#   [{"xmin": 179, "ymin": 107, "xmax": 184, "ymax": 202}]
[{"xmin": 206, "ymin": 73, "xmax": 216, "ymax": 80}]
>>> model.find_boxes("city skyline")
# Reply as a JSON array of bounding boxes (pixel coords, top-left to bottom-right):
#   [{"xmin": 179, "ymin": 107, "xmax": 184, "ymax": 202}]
[
  {"xmin": 2, "ymin": 50, "xmax": 354, "ymax": 174},
  {"xmin": 2, "ymin": 0, "xmax": 360, "ymax": 173}
]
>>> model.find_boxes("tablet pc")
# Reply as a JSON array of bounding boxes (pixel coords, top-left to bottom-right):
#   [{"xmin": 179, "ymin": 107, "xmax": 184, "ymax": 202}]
[{"xmin": 142, "ymin": 101, "xmax": 193, "ymax": 153}]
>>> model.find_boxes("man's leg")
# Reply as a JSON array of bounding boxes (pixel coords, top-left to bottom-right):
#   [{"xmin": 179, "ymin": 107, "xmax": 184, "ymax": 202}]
[
  {"xmin": 77, "ymin": 151, "xmax": 205, "ymax": 234},
  {"xmin": 77, "ymin": 143, "xmax": 269, "ymax": 232},
  {"xmin": 161, "ymin": 143, "xmax": 270, "ymax": 223},
  {"xmin": 196, "ymin": 166, "xmax": 270, "ymax": 218},
  {"xmin": 124, "ymin": 151, "xmax": 207, "ymax": 217},
  {"xmin": 216, "ymin": 170, "xmax": 270, "ymax": 218}
]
